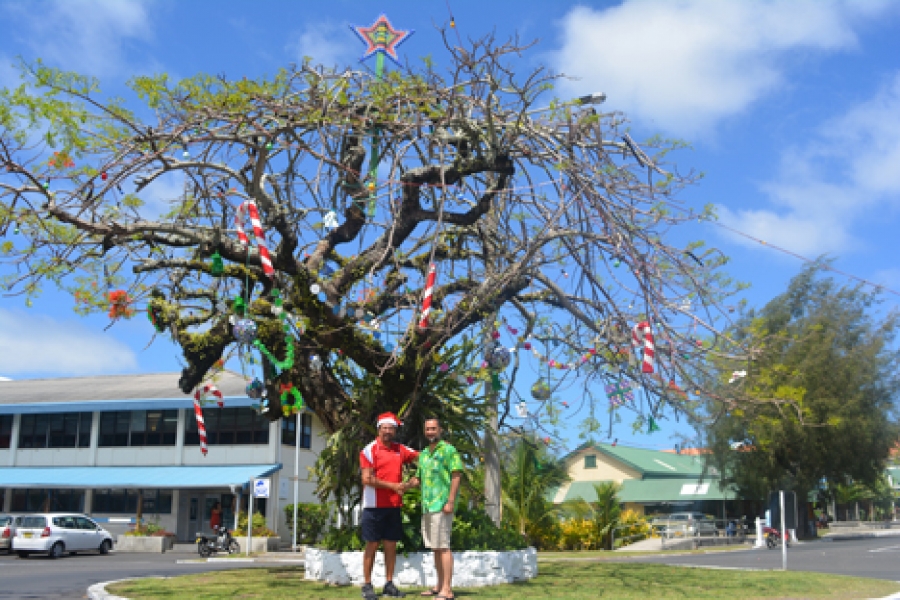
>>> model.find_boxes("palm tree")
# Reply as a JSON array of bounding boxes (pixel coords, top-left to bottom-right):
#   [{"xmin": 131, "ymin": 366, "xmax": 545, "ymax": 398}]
[
  {"xmin": 501, "ymin": 437, "xmax": 569, "ymax": 547},
  {"xmin": 566, "ymin": 481, "xmax": 623, "ymax": 550}
]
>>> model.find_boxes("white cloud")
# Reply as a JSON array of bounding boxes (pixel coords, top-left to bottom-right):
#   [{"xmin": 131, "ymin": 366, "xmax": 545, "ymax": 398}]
[
  {"xmin": 0, "ymin": 308, "xmax": 137, "ymax": 376},
  {"xmin": 553, "ymin": 0, "xmax": 894, "ymax": 135},
  {"xmin": 3, "ymin": 0, "xmax": 154, "ymax": 76},
  {"xmin": 719, "ymin": 72, "xmax": 900, "ymax": 254},
  {"xmin": 288, "ymin": 22, "xmax": 355, "ymax": 69}
]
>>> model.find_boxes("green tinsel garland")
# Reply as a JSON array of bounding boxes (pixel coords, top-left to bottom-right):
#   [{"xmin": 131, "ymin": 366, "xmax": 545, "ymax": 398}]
[{"xmin": 252, "ymin": 289, "xmax": 295, "ymax": 371}]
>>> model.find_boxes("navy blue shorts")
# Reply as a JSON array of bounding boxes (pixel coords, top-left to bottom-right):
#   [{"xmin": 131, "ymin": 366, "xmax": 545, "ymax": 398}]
[{"xmin": 361, "ymin": 508, "xmax": 403, "ymax": 542}]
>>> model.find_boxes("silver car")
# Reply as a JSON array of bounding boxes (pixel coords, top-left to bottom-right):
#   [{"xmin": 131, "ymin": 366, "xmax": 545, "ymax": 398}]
[
  {"xmin": 0, "ymin": 515, "xmax": 17, "ymax": 553},
  {"xmin": 652, "ymin": 512, "xmax": 719, "ymax": 537},
  {"xmin": 12, "ymin": 514, "xmax": 114, "ymax": 558}
]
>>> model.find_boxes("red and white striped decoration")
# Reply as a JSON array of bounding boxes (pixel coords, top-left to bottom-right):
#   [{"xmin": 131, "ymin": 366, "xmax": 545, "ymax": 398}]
[
  {"xmin": 235, "ymin": 200, "xmax": 274, "ymax": 278},
  {"xmin": 193, "ymin": 384, "xmax": 223, "ymax": 457},
  {"xmin": 418, "ymin": 263, "xmax": 437, "ymax": 329},
  {"xmin": 195, "ymin": 384, "xmax": 224, "ymax": 407},
  {"xmin": 632, "ymin": 321, "xmax": 655, "ymax": 374}
]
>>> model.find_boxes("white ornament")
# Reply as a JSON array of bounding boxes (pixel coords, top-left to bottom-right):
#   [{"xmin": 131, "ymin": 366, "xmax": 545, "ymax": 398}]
[{"xmin": 323, "ymin": 211, "xmax": 339, "ymax": 229}]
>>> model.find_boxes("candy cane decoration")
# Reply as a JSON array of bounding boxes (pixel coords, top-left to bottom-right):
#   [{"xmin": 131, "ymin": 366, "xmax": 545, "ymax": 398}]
[
  {"xmin": 193, "ymin": 384, "xmax": 223, "ymax": 457},
  {"xmin": 195, "ymin": 384, "xmax": 224, "ymax": 408},
  {"xmin": 417, "ymin": 263, "xmax": 437, "ymax": 329},
  {"xmin": 632, "ymin": 321, "xmax": 655, "ymax": 374},
  {"xmin": 235, "ymin": 200, "xmax": 274, "ymax": 278}
]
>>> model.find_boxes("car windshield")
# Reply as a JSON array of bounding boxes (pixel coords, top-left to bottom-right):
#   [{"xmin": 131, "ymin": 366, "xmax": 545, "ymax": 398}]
[{"xmin": 20, "ymin": 516, "xmax": 46, "ymax": 528}]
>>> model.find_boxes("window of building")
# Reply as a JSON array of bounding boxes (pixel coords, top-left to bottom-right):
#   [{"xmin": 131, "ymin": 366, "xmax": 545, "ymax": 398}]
[
  {"xmin": 281, "ymin": 413, "xmax": 312, "ymax": 449},
  {"xmin": 92, "ymin": 489, "xmax": 173, "ymax": 514},
  {"xmin": 18, "ymin": 412, "xmax": 92, "ymax": 449},
  {"xmin": 11, "ymin": 489, "xmax": 85, "ymax": 512},
  {"xmin": 584, "ymin": 454, "xmax": 597, "ymax": 469},
  {"xmin": 0, "ymin": 414, "xmax": 12, "ymax": 448},
  {"xmin": 98, "ymin": 410, "xmax": 177, "ymax": 447},
  {"xmin": 185, "ymin": 407, "xmax": 269, "ymax": 446}
]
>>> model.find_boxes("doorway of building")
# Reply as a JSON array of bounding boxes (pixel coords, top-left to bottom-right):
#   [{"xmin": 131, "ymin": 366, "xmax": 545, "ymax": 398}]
[{"xmin": 187, "ymin": 492, "xmax": 235, "ymax": 536}]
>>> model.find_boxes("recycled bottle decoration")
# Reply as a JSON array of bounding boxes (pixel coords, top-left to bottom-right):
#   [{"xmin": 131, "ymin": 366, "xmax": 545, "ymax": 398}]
[
  {"xmin": 210, "ymin": 252, "xmax": 224, "ymax": 277},
  {"xmin": 485, "ymin": 343, "xmax": 511, "ymax": 370},
  {"xmin": 232, "ymin": 318, "xmax": 258, "ymax": 345},
  {"xmin": 279, "ymin": 382, "xmax": 303, "ymax": 416},
  {"xmin": 147, "ymin": 301, "xmax": 166, "ymax": 333},
  {"xmin": 309, "ymin": 354, "xmax": 323, "ymax": 372},
  {"xmin": 531, "ymin": 379, "xmax": 552, "ymax": 401},
  {"xmin": 245, "ymin": 378, "xmax": 265, "ymax": 399}
]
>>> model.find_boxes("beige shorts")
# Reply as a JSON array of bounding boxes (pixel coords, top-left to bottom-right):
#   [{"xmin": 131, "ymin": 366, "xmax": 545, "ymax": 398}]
[{"xmin": 421, "ymin": 511, "xmax": 453, "ymax": 549}]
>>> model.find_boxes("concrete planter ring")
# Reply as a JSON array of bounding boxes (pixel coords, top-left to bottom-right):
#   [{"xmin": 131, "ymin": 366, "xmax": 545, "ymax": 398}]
[{"xmin": 304, "ymin": 547, "xmax": 537, "ymax": 588}]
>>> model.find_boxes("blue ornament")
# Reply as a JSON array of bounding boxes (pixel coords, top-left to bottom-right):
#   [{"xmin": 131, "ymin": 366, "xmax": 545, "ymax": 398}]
[
  {"xmin": 233, "ymin": 318, "xmax": 258, "ymax": 345},
  {"xmin": 318, "ymin": 291, "xmax": 327, "ymax": 302},
  {"xmin": 246, "ymin": 378, "xmax": 265, "ymax": 399}
]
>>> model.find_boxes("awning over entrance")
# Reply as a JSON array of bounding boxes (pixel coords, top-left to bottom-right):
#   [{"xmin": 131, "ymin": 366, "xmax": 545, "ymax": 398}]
[{"xmin": 0, "ymin": 464, "xmax": 282, "ymax": 489}]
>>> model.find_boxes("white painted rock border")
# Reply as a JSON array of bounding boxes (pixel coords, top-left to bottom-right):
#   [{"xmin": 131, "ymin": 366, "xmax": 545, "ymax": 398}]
[{"xmin": 304, "ymin": 547, "xmax": 537, "ymax": 587}]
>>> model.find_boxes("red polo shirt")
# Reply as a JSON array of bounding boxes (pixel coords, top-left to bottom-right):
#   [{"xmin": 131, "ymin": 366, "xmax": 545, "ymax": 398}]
[{"xmin": 360, "ymin": 439, "xmax": 418, "ymax": 508}]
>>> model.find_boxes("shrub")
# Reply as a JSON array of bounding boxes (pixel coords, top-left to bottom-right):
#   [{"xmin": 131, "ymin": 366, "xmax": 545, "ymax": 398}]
[
  {"xmin": 558, "ymin": 518, "xmax": 600, "ymax": 550},
  {"xmin": 614, "ymin": 510, "xmax": 651, "ymax": 548},
  {"xmin": 236, "ymin": 511, "xmax": 278, "ymax": 537},
  {"xmin": 126, "ymin": 522, "xmax": 175, "ymax": 537},
  {"xmin": 283, "ymin": 502, "xmax": 331, "ymax": 545}
]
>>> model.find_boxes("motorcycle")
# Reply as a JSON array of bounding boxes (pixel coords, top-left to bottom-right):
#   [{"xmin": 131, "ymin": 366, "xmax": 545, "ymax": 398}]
[
  {"xmin": 196, "ymin": 526, "xmax": 240, "ymax": 557},
  {"xmin": 763, "ymin": 526, "xmax": 790, "ymax": 549}
]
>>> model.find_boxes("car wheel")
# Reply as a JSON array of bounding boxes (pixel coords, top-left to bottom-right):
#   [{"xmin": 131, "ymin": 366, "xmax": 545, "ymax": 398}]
[
  {"xmin": 16, "ymin": 551, "xmax": 28, "ymax": 559},
  {"xmin": 48, "ymin": 542, "xmax": 64, "ymax": 559},
  {"xmin": 99, "ymin": 540, "xmax": 112, "ymax": 555}
]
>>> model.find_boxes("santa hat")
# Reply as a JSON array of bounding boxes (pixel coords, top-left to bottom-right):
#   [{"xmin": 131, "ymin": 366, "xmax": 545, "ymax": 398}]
[{"xmin": 377, "ymin": 412, "xmax": 402, "ymax": 428}]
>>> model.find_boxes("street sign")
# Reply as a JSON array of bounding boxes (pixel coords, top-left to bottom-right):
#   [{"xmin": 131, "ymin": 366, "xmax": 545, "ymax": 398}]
[{"xmin": 253, "ymin": 478, "xmax": 270, "ymax": 498}]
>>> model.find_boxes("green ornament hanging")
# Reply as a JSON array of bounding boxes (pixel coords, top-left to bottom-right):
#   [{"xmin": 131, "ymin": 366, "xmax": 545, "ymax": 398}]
[
  {"xmin": 210, "ymin": 252, "xmax": 224, "ymax": 277},
  {"xmin": 279, "ymin": 382, "xmax": 303, "ymax": 416},
  {"xmin": 647, "ymin": 415, "xmax": 661, "ymax": 433},
  {"xmin": 233, "ymin": 296, "xmax": 247, "ymax": 316},
  {"xmin": 490, "ymin": 372, "xmax": 503, "ymax": 392},
  {"xmin": 253, "ymin": 289, "xmax": 295, "ymax": 371}
]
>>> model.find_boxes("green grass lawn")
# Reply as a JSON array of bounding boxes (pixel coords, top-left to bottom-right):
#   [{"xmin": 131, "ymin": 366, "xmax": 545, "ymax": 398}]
[
  {"xmin": 109, "ymin": 562, "xmax": 899, "ymax": 599},
  {"xmin": 540, "ymin": 546, "xmax": 752, "ymax": 560}
]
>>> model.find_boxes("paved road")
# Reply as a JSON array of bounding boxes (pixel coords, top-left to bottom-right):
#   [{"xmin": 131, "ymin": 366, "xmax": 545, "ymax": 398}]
[
  {"xmin": 0, "ymin": 550, "xmax": 299, "ymax": 599},
  {"xmin": 628, "ymin": 537, "xmax": 900, "ymax": 582}
]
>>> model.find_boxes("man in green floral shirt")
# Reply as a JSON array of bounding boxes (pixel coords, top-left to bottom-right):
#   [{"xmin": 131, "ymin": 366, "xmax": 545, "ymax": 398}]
[{"xmin": 408, "ymin": 418, "xmax": 462, "ymax": 600}]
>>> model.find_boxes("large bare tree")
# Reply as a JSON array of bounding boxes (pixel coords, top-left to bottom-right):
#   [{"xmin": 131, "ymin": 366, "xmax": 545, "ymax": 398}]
[{"xmin": 0, "ymin": 35, "xmax": 744, "ymax": 505}]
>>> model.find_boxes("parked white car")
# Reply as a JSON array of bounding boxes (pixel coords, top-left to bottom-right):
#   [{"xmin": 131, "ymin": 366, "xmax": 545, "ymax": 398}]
[{"xmin": 12, "ymin": 514, "xmax": 114, "ymax": 558}]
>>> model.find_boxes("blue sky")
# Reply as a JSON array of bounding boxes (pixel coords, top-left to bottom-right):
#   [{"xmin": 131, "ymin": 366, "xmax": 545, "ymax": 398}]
[{"xmin": 1, "ymin": 0, "xmax": 899, "ymax": 452}]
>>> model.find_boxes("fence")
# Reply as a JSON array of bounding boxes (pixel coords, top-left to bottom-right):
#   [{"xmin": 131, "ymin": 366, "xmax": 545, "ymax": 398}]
[{"xmin": 654, "ymin": 518, "xmax": 749, "ymax": 550}]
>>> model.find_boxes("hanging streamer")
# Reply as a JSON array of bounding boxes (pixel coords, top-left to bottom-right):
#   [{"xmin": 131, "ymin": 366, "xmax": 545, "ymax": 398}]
[
  {"xmin": 235, "ymin": 200, "xmax": 274, "ymax": 278},
  {"xmin": 632, "ymin": 321, "xmax": 655, "ymax": 373},
  {"xmin": 418, "ymin": 263, "xmax": 437, "ymax": 329}
]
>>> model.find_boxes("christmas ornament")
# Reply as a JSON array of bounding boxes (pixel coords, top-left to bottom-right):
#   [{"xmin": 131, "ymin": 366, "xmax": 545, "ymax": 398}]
[
  {"xmin": 279, "ymin": 382, "xmax": 303, "ymax": 416},
  {"xmin": 246, "ymin": 378, "xmax": 265, "ymax": 399},
  {"xmin": 350, "ymin": 14, "xmax": 414, "ymax": 65},
  {"xmin": 647, "ymin": 416, "xmax": 661, "ymax": 434},
  {"xmin": 195, "ymin": 384, "xmax": 224, "ymax": 408},
  {"xmin": 485, "ymin": 344, "xmax": 511, "ymax": 370},
  {"xmin": 147, "ymin": 301, "xmax": 165, "ymax": 333},
  {"xmin": 101, "ymin": 172, "xmax": 108, "ymax": 181},
  {"xmin": 417, "ymin": 263, "xmax": 437, "ymax": 329},
  {"xmin": 233, "ymin": 318, "xmax": 258, "ymax": 345},
  {"xmin": 531, "ymin": 379, "xmax": 551, "ymax": 401},
  {"xmin": 728, "ymin": 370, "xmax": 747, "ymax": 384},
  {"xmin": 234, "ymin": 200, "xmax": 274, "ymax": 278},
  {"xmin": 193, "ymin": 393, "xmax": 208, "ymax": 456},
  {"xmin": 210, "ymin": 252, "xmax": 224, "ymax": 277},
  {"xmin": 631, "ymin": 321, "xmax": 655, "ymax": 373},
  {"xmin": 309, "ymin": 354, "xmax": 323, "ymax": 372},
  {"xmin": 253, "ymin": 289, "xmax": 295, "ymax": 371},
  {"xmin": 605, "ymin": 380, "xmax": 634, "ymax": 406},
  {"xmin": 323, "ymin": 211, "xmax": 339, "ymax": 229},
  {"xmin": 516, "ymin": 402, "xmax": 529, "ymax": 418}
]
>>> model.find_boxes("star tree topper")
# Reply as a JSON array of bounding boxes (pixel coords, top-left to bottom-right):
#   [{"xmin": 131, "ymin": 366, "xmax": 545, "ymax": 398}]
[{"xmin": 351, "ymin": 14, "xmax": 414, "ymax": 66}]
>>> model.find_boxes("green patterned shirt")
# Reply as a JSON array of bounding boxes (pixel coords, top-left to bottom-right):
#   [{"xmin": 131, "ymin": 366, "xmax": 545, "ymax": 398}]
[{"xmin": 417, "ymin": 440, "xmax": 464, "ymax": 513}]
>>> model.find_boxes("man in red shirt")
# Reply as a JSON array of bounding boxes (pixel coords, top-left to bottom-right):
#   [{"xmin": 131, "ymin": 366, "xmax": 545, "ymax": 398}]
[{"xmin": 359, "ymin": 412, "xmax": 418, "ymax": 599}]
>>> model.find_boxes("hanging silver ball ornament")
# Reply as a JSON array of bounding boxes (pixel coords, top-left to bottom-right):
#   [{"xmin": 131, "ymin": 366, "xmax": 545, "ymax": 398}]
[
  {"xmin": 486, "ymin": 344, "xmax": 511, "ymax": 370},
  {"xmin": 233, "ymin": 318, "xmax": 258, "ymax": 345},
  {"xmin": 309, "ymin": 354, "xmax": 323, "ymax": 372},
  {"xmin": 246, "ymin": 378, "xmax": 265, "ymax": 399},
  {"xmin": 531, "ymin": 380, "xmax": 552, "ymax": 401}
]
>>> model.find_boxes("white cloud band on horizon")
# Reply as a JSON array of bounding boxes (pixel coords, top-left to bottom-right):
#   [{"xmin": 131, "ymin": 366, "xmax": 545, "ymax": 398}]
[
  {"xmin": 0, "ymin": 308, "xmax": 137, "ymax": 376},
  {"xmin": 552, "ymin": 0, "xmax": 894, "ymax": 136}
]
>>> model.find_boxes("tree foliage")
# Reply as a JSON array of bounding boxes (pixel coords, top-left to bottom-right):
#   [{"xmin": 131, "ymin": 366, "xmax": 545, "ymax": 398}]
[
  {"xmin": 701, "ymin": 263, "xmax": 900, "ymax": 497},
  {"xmin": 1, "ymin": 35, "xmax": 748, "ymax": 500}
]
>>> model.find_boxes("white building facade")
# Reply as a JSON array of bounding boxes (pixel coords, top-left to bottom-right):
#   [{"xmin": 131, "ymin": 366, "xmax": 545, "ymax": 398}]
[{"xmin": 0, "ymin": 372, "xmax": 327, "ymax": 542}]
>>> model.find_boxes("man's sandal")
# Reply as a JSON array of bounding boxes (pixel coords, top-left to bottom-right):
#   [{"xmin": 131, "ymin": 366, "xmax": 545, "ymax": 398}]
[{"xmin": 420, "ymin": 590, "xmax": 440, "ymax": 597}]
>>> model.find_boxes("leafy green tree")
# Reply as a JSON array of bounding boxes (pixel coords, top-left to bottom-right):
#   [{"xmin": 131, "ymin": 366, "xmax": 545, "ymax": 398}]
[
  {"xmin": 500, "ymin": 435, "xmax": 569, "ymax": 548},
  {"xmin": 702, "ymin": 263, "xmax": 900, "ymax": 511}
]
